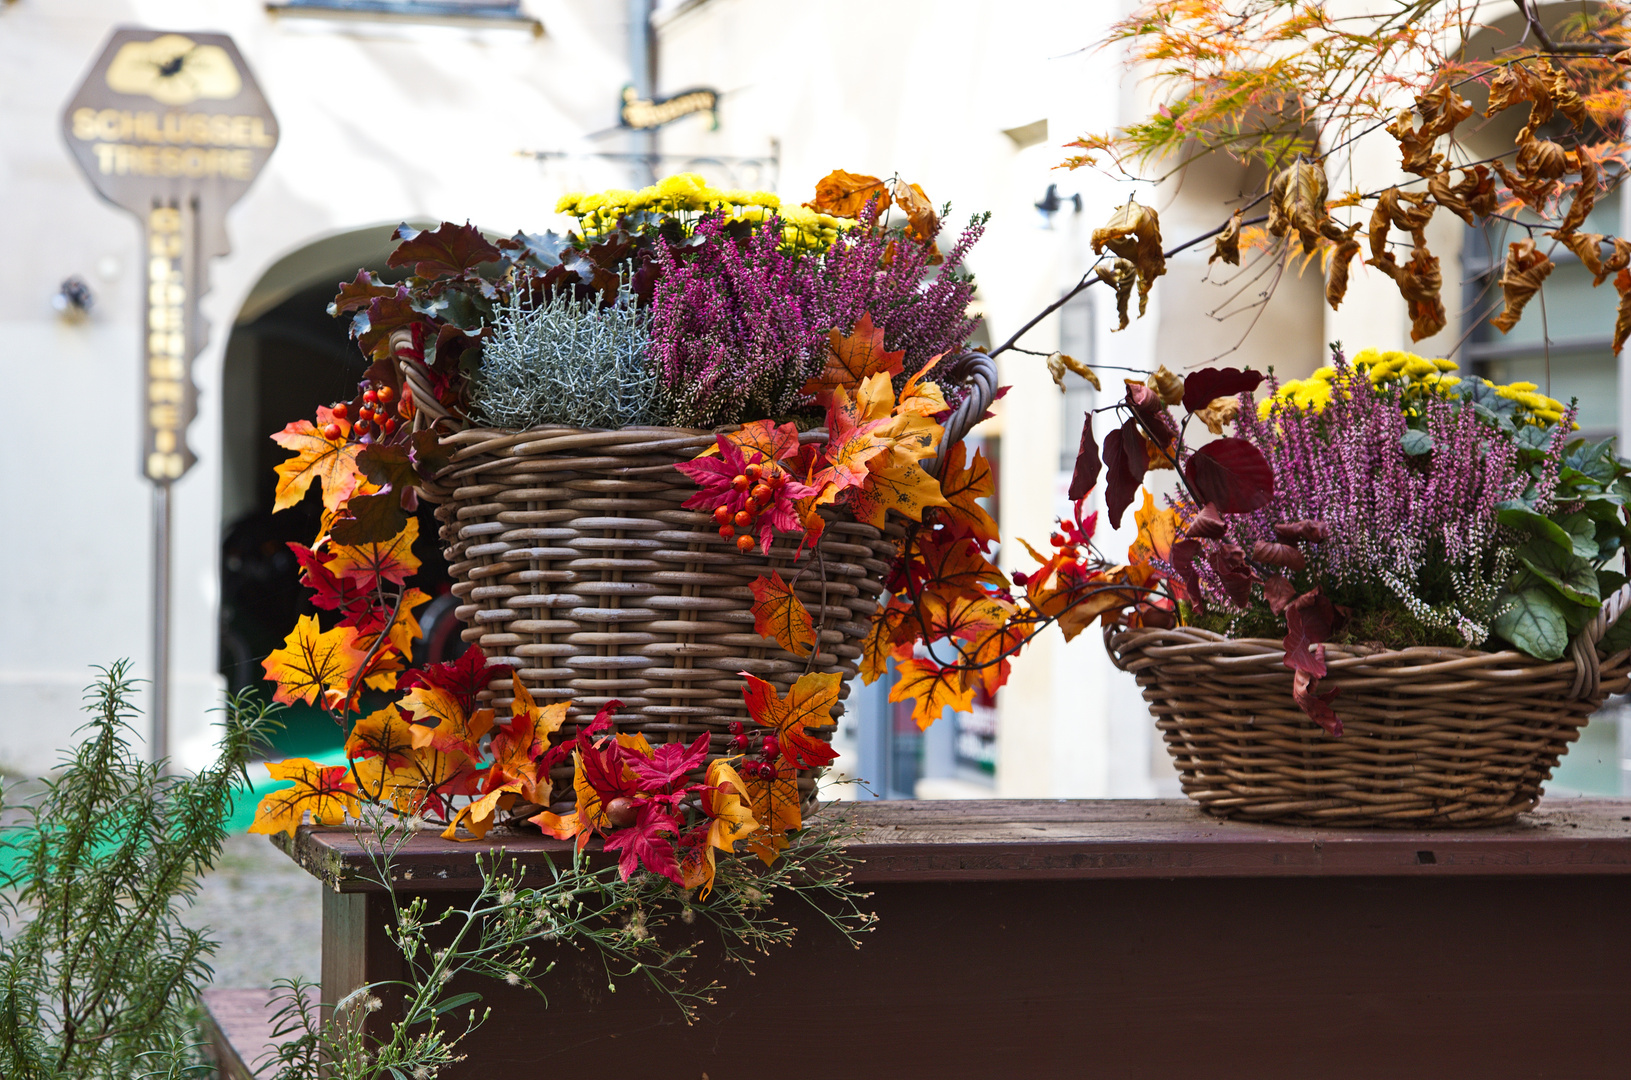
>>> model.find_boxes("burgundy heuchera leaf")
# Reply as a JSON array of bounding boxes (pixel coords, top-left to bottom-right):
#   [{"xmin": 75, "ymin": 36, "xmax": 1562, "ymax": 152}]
[
  {"xmin": 1183, "ymin": 437, "xmax": 1274, "ymax": 514},
  {"xmin": 1283, "ymin": 589, "xmax": 1343, "ymax": 736}
]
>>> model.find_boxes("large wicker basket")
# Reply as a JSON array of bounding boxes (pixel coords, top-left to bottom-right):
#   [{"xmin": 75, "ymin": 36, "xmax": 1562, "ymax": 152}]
[
  {"xmin": 398, "ymin": 333, "xmax": 996, "ymax": 815},
  {"xmin": 1106, "ymin": 585, "xmax": 1631, "ymax": 827}
]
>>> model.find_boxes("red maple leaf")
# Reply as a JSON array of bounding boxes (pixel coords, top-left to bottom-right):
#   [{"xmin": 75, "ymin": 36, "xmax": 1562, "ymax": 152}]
[
  {"xmin": 627, "ymin": 732, "xmax": 710, "ymax": 793},
  {"xmin": 399, "ymin": 643, "xmax": 500, "ymax": 717},
  {"xmin": 288, "ymin": 543, "xmax": 375, "ymax": 623},
  {"xmin": 602, "ymin": 802, "xmax": 685, "ymax": 884}
]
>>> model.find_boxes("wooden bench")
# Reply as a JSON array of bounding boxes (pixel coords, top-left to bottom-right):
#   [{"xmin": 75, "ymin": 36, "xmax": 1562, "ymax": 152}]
[{"xmin": 203, "ymin": 798, "xmax": 1631, "ymax": 1079}]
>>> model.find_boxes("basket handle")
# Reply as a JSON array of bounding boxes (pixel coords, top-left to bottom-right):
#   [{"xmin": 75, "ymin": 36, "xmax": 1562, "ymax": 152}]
[
  {"xmin": 1567, "ymin": 580, "xmax": 1631, "ymax": 699},
  {"xmin": 925, "ymin": 350, "xmax": 998, "ymax": 478},
  {"xmin": 390, "ymin": 327, "xmax": 453, "ymax": 431}
]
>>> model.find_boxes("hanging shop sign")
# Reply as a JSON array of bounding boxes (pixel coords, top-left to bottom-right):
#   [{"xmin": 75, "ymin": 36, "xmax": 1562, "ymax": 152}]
[
  {"xmin": 62, "ymin": 28, "xmax": 278, "ymax": 483},
  {"xmin": 619, "ymin": 84, "xmax": 719, "ymax": 131}
]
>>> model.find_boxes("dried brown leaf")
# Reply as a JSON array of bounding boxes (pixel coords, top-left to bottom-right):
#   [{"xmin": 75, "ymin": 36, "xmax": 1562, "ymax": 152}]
[
  {"xmin": 1096, "ymin": 257, "xmax": 1138, "ymax": 332},
  {"xmin": 1373, "ymin": 245, "xmax": 1446, "ymax": 342},
  {"xmin": 1148, "ymin": 364, "xmax": 1185, "ymax": 406},
  {"xmin": 1485, "ymin": 63, "xmax": 1553, "ymax": 126},
  {"xmin": 1193, "ymin": 395, "xmax": 1241, "ymax": 436},
  {"xmin": 1092, "ymin": 201, "xmax": 1165, "ymax": 321},
  {"xmin": 1210, "ymin": 210, "xmax": 1242, "ymax": 266},
  {"xmin": 1268, "ymin": 159, "xmax": 1330, "ymax": 254},
  {"xmin": 1554, "ymin": 157, "xmax": 1599, "ymax": 238},
  {"xmin": 1490, "ymin": 238, "xmax": 1555, "ymax": 334},
  {"xmin": 1047, "ymin": 351, "xmax": 1102, "ymax": 392},
  {"xmin": 1547, "ymin": 61, "xmax": 1588, "ymax": 128},
  {"xmin": 1616, "ymin": 268, "xmax": 1631, "ymax": 354},
  {"xmin": 1368, "ymin": 187, "xmax": 1435, "ymax": 262},
  {"xmin": 1326, "ymin": 237, "xmax": 1362, "ymax": 311}
]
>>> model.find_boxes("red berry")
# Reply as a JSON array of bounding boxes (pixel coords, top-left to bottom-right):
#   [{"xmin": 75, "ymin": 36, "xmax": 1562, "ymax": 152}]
[
  {"xmin": 358, "ymin": 406, "xmax": 374, "ymax": 423},
  {"xmin": 382, "ymin": 418, "xmax": 398, "ymax": 435},
  {"xmin": 733, "ymin": 510, "xmax": 753, "ymax": 527},
  {"xmin": 762, "ymin": 735, "xmax": 781, "ymax": 760},
  {"xmin": 732, "ymin": 474, "xmax": 751, "ymax": 492},
  {"xmin": 355, "ymin": 419, "xmax": 372, "ymax": 436},
  {"xmin": 732, "ymin": 734, "xmax": 751, "ymax": 752},
  {"xmin": 745, "ymin": 463, "xmax": 763, "ymax": 481},
  {"xmin": 331, "ymin": 403, "xmax": 348, "ymax": 420},
  {"xmin": 323, "ymin": 422, "xmax": 343, "ymax": 441},
  {"xmin": 736, "ymin": 534, "xmax": 756, "ymax": 553},
  {"xmin": 728, "ymin": 721, "xmax": 745, "ymax": 736},
  {"xmin": 751, "ymin": 483, "xmax": 771, "ymax": 501},
  {"xmin": 606, "ymin": 797, "xmax": 637, "ymax": 828},
  {"xmin": 1050, "ymin": 532, "xmax": 1066, "ymax": 547},
  {"xmin": 718, "ymin": 524, "xmax": 735, "ymax": 539},
  {"xmin": 713, "ymin": 505, "xmax": 732, "ymax": 525},
  {"xmin": 1012, "ymin": 570, "xmax": 1029, "ymax": 586},
  {"xmin": 362, "ymin": 388, "xmax": 378, "ymax": 404},
  {"xmin": 376, "ymin": 385, "xmax": 396, "ymax": 404}
]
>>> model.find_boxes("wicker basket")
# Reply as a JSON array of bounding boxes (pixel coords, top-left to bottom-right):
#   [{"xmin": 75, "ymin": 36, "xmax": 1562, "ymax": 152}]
[
  {"xmin": 397, "ymin": 333, "xmax": 996, "ymax": 815},
  {"xmin": 1106, "ymin": 585, "xmax": 1631, "ymax": 827}
]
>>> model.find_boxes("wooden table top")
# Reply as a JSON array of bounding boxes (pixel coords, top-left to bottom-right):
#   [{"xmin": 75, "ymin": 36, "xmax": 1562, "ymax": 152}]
[{"xmin": 274, "ymin": 797, "xmax": 1631, "ymax": 892}]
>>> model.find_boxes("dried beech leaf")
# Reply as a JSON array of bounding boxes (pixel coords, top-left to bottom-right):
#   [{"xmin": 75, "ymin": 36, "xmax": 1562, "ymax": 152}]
[
  {"xmin": 1485, "ymin": 64, "xmax": 1553, "ymax": 126},
  {"xmin": 1097, "ymin": 258, "xmax": 1137, "ymax": 331},
  {"xmin": 1193, "ymin": 395, "xmax": 1241, "ymax": 436},
  {"xmin": 1548, "ymin": 61, "xmax": 1588, "ymax": 128},
  {"xmin": 1372, "ymin": 245, "xmax": 1447, "ymax": 342},
  {"xmin": 1092, "ymin": 201, "xmax": 1165, "ymax": 320},
  {"xmin": 1210, "ymin": 210, "xmax": 1242, "ymax": 266},
  {"xmin": 1517, "ymin": 126, "xmax": 1572, "ymax": 181},
  {"xmin": 1326, "ymin": 237, "xmax": 1362, "ymax": 310},
  {"xmin": 1490, "ymin": 239, "xmax": 1555, "ymax": 334},
  {"xmin": 1429, "ymin": 165, "xmax": 1496, "ymax": 225},
  {"xmin": 1268, "ymin": 159, "xmax": 1330, "ymax": 254},
  {"xmin": 1554, "ymin": 157, "xmax": 1599, "ymax": 238},
  {"xmin": 1386, "ymin": 84, "xmax": 1472, "ymax": 178},
  {"xmin": 1368, "ymin": 188, "xmax": 1434, "ymax": 263},
  {"xmin": 1047, "ymin": 351, "xmax": 1101, "ymax": 392},
  {"xmin": 1615, "ymin": 268, "xmax": 1631, "ymax": 354},
  {"xmin": 1148, "ymin": 365, "xmax": 1185, "ymax": 406}
]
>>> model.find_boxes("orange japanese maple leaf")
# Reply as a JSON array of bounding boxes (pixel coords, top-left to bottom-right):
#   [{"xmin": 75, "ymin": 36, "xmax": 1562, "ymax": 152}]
[
  {"xmin": 889, "ymin": 656, "xmax": 976, "ymax": 731},
  {"xmin": 802, "ymin": 314, "xmax": 906, "ymax": 402},
  {"xmin": 248, "ymin": 758, "xmax": 361, "ymax": 837},
  {"xmin": 740, "ymin": 671, "xmax": 840, "ymax": 769},
  {"xmin": 271, "ymin": 407, "xmax": 361, "ymax": 512},
  {"xmin": 749, "ymin": 572, "xmax": 817, "ymax": 658},
  {"xmin": 804, "ymin": 169, "xmax": 891, "ymax": 221},
  {"xmin": 935, "ymin": 443, "xmax": 1000, "ymax": 546},
  {"xmin": 742, "ymin": 755, "xmax": 801, "ymax": 865},
  {"xmin": 326, "ymin": 517, "xmax": 421, "ymax": 588},
  {"xmin": 262, "ymin": 615, "xmax": 366, "ymax": 707}
]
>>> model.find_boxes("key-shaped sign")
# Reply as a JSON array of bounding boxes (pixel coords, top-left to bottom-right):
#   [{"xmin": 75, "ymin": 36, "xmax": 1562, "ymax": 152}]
[{"xmin": 62, "ymin": 27, "xmax": 278, "ymax": 481}]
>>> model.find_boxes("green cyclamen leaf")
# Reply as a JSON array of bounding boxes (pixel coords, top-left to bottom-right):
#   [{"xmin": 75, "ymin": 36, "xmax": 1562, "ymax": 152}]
[
  {"xmin": 1400, "ymin": 429, "xmax": 1434, "ymax": 456},
  {"xmin": 1517, "ymin": 539, "xmax": 1600, "ymax": 606},
  {"xmin": 1498, "ymin": 506, "xmax": 1577, "ymax": 555},
  {"xmin": 1492, "ymin": 588, "xmax": 1570, "ymax": 660}
]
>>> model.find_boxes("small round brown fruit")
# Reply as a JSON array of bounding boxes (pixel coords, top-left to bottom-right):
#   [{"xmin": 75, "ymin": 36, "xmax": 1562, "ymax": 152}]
[{"xmin": 606, "ymin": 797, "xmax": 638, "ymax": 828}]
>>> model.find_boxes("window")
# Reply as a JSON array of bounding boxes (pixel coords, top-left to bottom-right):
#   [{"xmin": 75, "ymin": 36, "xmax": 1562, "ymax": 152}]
[
  {"xmin": 1462, "ymin": 188, "xmax": 1621, "ymax": 439},
  {"xmin": 1058, "ymin": 292, "xmax": 1095, "ymax": 471}
]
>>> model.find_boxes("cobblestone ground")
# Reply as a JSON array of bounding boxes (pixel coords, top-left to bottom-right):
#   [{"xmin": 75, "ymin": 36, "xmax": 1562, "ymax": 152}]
[{"xmin": 184, "ymin": 832, "xmax": 323, "ymax": 990}]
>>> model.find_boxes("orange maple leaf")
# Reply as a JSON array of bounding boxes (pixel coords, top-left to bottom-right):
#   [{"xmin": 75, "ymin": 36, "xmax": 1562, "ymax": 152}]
[
  {"xmin": 804, "ymin": 168, "xmax": 891, "ymax": 221},
  {"xmin": 697, "ymin": 418, "xmax": 804, "ymax": 463},
  {"xmin": 248, "ymin": 758, "xmax": 360, "ymax": 837},
  {"xmin": 404, "ymin": 685, "xmax": 494, "ymax": 760},
  {"xmin": 801, "ymin": 313, "xmax": 906, "ymax": 402},
  {"xmin": 913, "ymin": 533, "xmax": 1009, "ymax": 605},
  {"xmin": 740, "ymin": 671, "xmax": 840, "ymax": 769},
  {"xmin": 820, "ymin": 385, "xmax": 891, "ymax": 492},
  {"xmin": 485, "ymin": 671, "xmax": 569, "ymax": 805},
  {"xmin": 326, "ymin": 518, "xmax": 421, "ymax": 588},
  {"xmin": 344, "ymin": 704, "xmax": 417, "ymax": 771},
  {"xmin": 685, "ymin": 757, "xmax": 761, "ymax": 896},
  {"xmin": 742, "ymin": 755, "xmax": 801, "ymax": 865},
  {"xmin": 935, "ymin": 443, "xmax": 1000, "ymax": 546},
  {"xmin": 749, "ymin": 571, "xmax": 817, "ymax": 658},
  {"xmin": 845, "ymin": 455, "xmax": 947, "ymax": 528},
  {"xmin": 860, "ymin": 600, "xmax": 912, "ymax": 685},
  {"xmin": 271, "ymin": 408, "xmax": 361, "ymax": 513},
  {"xmin": 1127, "ymin": 490, "xmax": 1178, "ymax": 587},
  {"xmin": 889, "ymin": 656, "xmax": 975, "ymax": 731},
  {"xmin": 262, "ymin": 615, "xmax": 365, "ymax": 707}
]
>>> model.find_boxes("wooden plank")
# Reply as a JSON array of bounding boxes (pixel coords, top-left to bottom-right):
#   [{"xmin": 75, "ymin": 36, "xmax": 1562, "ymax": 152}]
[
  {"xmin": 276, "ymin": 798, "xmax": 1631, "ymax": 892},
  {"xmin": 198, "ymin": 988, "xmax": 279, "ymax": 1080}
]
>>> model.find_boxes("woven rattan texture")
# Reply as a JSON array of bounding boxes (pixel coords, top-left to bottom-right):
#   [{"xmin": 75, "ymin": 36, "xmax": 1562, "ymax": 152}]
[
  {"xmin": 432, "ymin": 425, "xmax": 902, "ymax": 814},
  {"xmin": 1107, "ymin": 626, "xmax": 1631, "ymax": 827}
]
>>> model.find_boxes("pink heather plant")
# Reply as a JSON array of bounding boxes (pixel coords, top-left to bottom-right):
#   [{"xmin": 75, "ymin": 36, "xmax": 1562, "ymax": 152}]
[
  {"xmin": 648, "ymin": 210, "xmax": 985, "ymax": 428},
  {"xmin": 1192, "ymin": 354, "xmax": 1574, "ymax": 646}
]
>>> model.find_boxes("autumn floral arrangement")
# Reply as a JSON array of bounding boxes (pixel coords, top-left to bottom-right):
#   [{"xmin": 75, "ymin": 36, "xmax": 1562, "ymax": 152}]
[{"xmin": 249, "ymin": 168, "xmax": 1104, "ymax": 903}]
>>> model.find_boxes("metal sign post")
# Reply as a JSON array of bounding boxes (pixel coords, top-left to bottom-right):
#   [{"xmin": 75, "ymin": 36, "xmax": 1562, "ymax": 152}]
[{"xmin": 61, "ymin": 28, "xmax": 277, "ymax": 762}]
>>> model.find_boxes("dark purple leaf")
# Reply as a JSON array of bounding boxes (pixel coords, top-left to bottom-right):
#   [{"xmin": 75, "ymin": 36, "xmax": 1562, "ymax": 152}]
[
  {"xmin": 1068, "ymin": 413, "xmax": 1102, "ymax": 501},
  {"xmin": 1186, "ymin": 503, "xmax": 1227, "ymax": 540},
  {"xmin": 1273, "ymin": 519, "xmax": 1330, "ymax": 543},
  {"xmin": 329, "ymin": 490, "xmax": 410, "ymax": 546},
  {"xmin": 1182, "ymin": 366, "xmax": 1265, "ymax": 414},
  {"xmin": 329, "ymin": 270, "xmax": 395, "ymax": 317},
  {"xmin": 1184, "ymin": 437, "xmax": 1274, "ymax": 514},
  {"xmin": 1208, "ymin": 543, "xmax": 1253, "ymax": 606},
  {"xmin": 1125, "ymin": 382, "xmax": 1180, "ymax": 446},
  {"xmin": 1293, "ymin": 668, "xmax": 1342, "ymax": 736},
  {"xmin": 1262, "ymin": 574, "xmax": 1297, "ymax": 614},
  {"xmin": 1170, "ymin": 538, "xmax": 1205, "ymax": 608},
  {"xmin": 1251, "ymin": 540, "xmax": 1307, "ymax": 571},
  {"xmin": 1282, "ymin": 589, "xmax": 1337, "ymax": 677},
  {"xmin": 1103, "ymin": 419, "xmax": 1148, "ymax": 528}
]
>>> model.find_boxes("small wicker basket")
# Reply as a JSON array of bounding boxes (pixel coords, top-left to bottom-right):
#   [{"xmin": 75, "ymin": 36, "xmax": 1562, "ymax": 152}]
[
  {"xmin": 397, "ymin": 332, "xmax": 996, "ymax": 816},
  {"xmin": 1106, "ymin": 585, "xmax": 1631, "ymax": 827}
]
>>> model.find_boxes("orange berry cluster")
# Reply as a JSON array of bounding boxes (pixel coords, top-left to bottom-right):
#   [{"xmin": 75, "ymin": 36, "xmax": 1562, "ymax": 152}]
[
  {"xmin": 322, "ymin": 383, "xmax": 415, "ymax": 442},
  {"xmin": 712, "ymin": 462, "xmax": 783, "ymax": 553}
]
